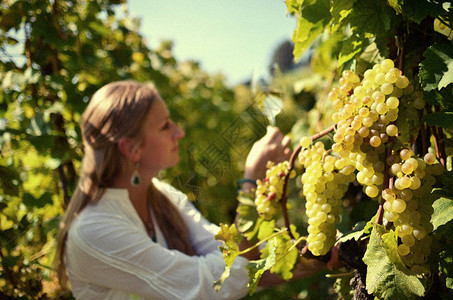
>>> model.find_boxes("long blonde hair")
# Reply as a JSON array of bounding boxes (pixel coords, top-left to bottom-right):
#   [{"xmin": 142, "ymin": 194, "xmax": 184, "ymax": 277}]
[{"xmin": 55, "ymin": 80, "xmax": 195, "ymax": 286}]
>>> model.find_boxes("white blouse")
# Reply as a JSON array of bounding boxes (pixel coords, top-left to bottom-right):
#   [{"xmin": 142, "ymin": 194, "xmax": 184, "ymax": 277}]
[{"xmin": 65, "ymin": 178, "xmax": 249, "ymax": 300}]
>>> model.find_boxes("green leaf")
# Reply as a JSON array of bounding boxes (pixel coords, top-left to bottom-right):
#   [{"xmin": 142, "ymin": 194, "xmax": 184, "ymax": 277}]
[
  {"xmin": 432, "ymin": 197, "xmax": 453, "ymax": 231},
  {"xmin": 423, "ymin": 112, "xmax": 453, "ymax": 129},
  {"xmin": 363, "ymin": 225, "xmax": 425, "ymax": 300},
  {"xmin": 88, "ymin": 21, "xmax": 111, "ymax": 37},
  {"xmin": 292, "ymin": 0, "xmax": 331, "ymax": 61},
  {"xmin": 403, "ymin": 1, "xmax": 447, "ymax": 24},
  {"xmin": 420, "ymin": 43, "xmax": 453, "ymax": 92},
  {"xmin": 235, "ymin": 197, "xmax": 261, "ymax": 240},
  {"xmin": 246, "ymin": 237, "xmax": 278, "ymax": 294},
  {"xmin": 338, "ymin": 34, "xmax": 365, "ymax": 66},
  {"xmin": 350, "ymin": 0, "xmax": 391, "ymax": 34},
  {"xmin": 447, "ymin": 277, "xmax": 453, "ymax": 290},
  {"xmin": 337, "ymin": 221, "xmax": 371, "ymax": 244},
  {"xmin": 213, "ymin": 223, "xmax": 242, "ymax": 291},
  {"xmin": 267, "ymin": 228, "xmax": 299, "ymax": 281},
  {"xmin": 330, "ymin": 0, "xmax": 356, "ymax": 28},
  {"xmin": 285, "ymin": 0, "xmax": 303, "ymax": 15},
  {"xmin": 257, "ymin": 220, "xmax": 275, "ymax": 240},
  {"xmin": 439, "ymin": 244, "xmax": 453, "ymax": 287},
  {"xmin": 423, "ymin": 88, "xmax": 453, "ymax": 109},
  {"xmin": 22, "ymin": 192, "xmax": 53, "ymax": 208},
  {"xmin": 387, "ymin": 0, "xmax": 403, "ymax": 14}
]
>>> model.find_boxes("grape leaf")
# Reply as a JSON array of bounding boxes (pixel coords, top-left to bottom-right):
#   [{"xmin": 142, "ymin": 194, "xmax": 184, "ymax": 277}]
[
  {"xmin": 337, "ymin": 220, "xmax": 373, "ymax": 244},
  {"xmin": 419, "ymin": 43, "xmax": 453, "ymax": 92},
  {"xmin": 432, "ymin": 197, "xmax": 453, "ymax": 231},
  {"xmin": 439, "ymin": 244, "xmax": 453, "ymax": 290},
  {"xmin": 235, "ymin": 196, "xmax": 261, "ymax": 241},
  {"xmin": 387, "ymin": 0, "xmax": 403, "ymax": 14},
  {"xmin": 403, "ymin": 1, "xmax": 447, "ymax": 24},
  {"xmin": 266, "ymin": 228, "xmax": 299, "ymax": 281},
  {"xmin": 423, "ymin": 112, "xmax": 453, "ymax": 129},
  {"xmin": 350, "ymin": 0, "xmax": 391, "ymax": 35},
  {"xmin": 285, "ymin": 0, "xmax": 302, "ymax": 15},
  {"xmin": 292, "ymin": 0, "xmax": 331, "ymax": 61},
  {"xmin": 213, "ymin": 223, "xmax": 242, "ymax": 291},
  {"xmin": 246, "ymin": 237, "xmax": 278, "ymax": 294},
  {"xmin": 423, "ymin": 88, "xmax": 453, "ymax": 110},
  {"xmin": 257, "ymin": 220, "xmax": 275, "ymax": 241},
  {"xmin": 338, "ymin": 34, "xmax": 365, "ymax": 66},
  {"xmin": 330, "ymin": 0, "xmax": 356, "ymax": 29},
  {"xmin": 363, "ymin": 225, "xmax": 425, "ymax": 300}
]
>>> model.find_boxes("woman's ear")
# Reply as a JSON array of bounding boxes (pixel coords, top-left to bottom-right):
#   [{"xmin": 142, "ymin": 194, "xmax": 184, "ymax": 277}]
[{"xmin": 117, "ymin": 138, "xmax": 141, "ymax": 162}]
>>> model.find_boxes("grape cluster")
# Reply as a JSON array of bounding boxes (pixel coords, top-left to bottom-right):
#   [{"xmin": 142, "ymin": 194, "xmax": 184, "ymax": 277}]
[
  {"xmin": 328, "ymin": 59, "xmax": 412, "ymax": 199},
  {"xmin": 298, "ymin": 139, "xmax": 355, "ymax": 256},
  {"xmin": 324, "ymin": 59, "xmax": 444, "ymax": 273},
  {"xmin": 255, "ymin": 161, "xmax": 295, "ymax": 220},
  {"xmin": 383, "ymin": 151, "xmax": 443, "ymax": 273}
]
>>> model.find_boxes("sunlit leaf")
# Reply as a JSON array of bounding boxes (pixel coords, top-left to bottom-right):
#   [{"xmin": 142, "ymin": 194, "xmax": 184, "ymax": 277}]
[
  {"xmin": 246, "ymin": 237, "xmax": 277, "ymax": 294},
  {"xmin": 432, "ymin": 197, "xmax": 453, "ymax": 231},
  {"xmin": 363, "ymin": 225, "xmax": 425, "ymax": 300},
  {"xmin": 292, "ymin": 0, "xmax": 331, "ymax": 61},
  {"xmin": 213, "ymin": 223, "xmax": 242, "ymax": 291}
]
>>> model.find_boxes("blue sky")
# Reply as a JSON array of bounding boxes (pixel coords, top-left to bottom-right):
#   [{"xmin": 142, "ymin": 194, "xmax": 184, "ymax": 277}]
[{"xmin": 128, "ymin": 1, "xmax": 297, "ymax": 85}]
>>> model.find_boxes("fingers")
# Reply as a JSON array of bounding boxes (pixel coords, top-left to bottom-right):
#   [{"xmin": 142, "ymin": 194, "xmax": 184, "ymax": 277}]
[
  {"xmin": 282, "ymin": 135, "xmax": 291, "ymax": 148},
  {"xmin": 266, "ymin": 126, "xmax": 281, "ymax": 141},
  {"xmin": 327, "ymin": 244, "xmax": 343, "ymax": 270}
]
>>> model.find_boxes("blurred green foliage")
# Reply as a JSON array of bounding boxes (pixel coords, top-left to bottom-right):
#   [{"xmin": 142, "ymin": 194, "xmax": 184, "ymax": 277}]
[{"xmin": 0, "ymin": 0, "xmax": 268, "ymax": 298}]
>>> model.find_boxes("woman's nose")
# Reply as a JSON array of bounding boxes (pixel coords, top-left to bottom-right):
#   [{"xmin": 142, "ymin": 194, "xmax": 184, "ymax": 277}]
[{"xmin": 174, "ymin": 123, "xmax": 185, "ymax": 139}]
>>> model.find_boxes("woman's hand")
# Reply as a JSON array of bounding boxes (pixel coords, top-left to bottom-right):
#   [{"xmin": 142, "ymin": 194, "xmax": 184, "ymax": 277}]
[{"xmin": 243, "ymin": 126, "xmax": 292, "ymax": 181}]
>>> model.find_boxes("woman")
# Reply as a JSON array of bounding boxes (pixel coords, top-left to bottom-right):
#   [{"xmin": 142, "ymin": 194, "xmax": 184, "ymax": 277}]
[{"xmin": 55, "ymin": 80, "xmax": 327, "ymax": 299}]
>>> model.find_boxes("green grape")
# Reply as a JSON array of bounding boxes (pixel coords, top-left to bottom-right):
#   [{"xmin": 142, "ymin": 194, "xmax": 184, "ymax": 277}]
[
  {"xmin": 255, "ymin": 161, "xmax": 291, "ymax": 220},
  {"xmin": 395, "ymin": 75, "xmax": 409, "ymax": 89},
  {"xmin": 386, "ymin": 124, "xmax": 398, "ymax": 136},
  {"xmin": 424, "ymin": 153, "xmax": 437, "ymax": 164},
  {"xmin": 381, "ymin": 82, "xmax": 394, "ymax": 95},
  {"xmin": 381, "ymin": 58, "xmax": 395, "ymax": 72},
  {"xmin": 369, "ymin": 136, "xmax": 381, "ymax": 147},
  {"xmin": 386, "ymin": 96, "xmax": 399, "ymax": 109}
]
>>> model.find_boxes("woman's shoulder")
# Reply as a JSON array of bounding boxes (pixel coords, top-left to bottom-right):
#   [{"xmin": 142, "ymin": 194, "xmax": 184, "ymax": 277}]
[
  {"xmin": 70, "ymin": 188, "xmax": 142, "ymax": 236},
  {"xmin": 152, "ymin": 178, "xmax": 191, "ymax": 208},
  {"xmin": 67, "ymin": 189, "xmax": 146, "ymax": 251}
]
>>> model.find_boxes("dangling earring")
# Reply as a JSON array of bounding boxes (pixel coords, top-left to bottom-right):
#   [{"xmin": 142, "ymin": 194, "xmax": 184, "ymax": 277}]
[{"xmin": 130, "ymin": 163, "xmax": 141, "ymax": 186}]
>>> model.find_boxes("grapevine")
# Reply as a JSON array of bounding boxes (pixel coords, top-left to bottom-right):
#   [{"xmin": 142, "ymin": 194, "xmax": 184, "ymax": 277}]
[
  {"xmin": 217, "ymin": 57, "xmax": 451, "ymax": 298},
  {"xmin": 215, "ymin": 1, "xmax": 453, "ymax": 299}
]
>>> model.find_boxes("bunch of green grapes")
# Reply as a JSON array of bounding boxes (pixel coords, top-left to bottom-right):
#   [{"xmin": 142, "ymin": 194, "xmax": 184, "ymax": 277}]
[
  {"xmin": 298, "ymin": 138, "xmax": 355, "ymax": 256},
  {"xmin": 255, "ymin": 161, "xmax": 295, "ymax": 220},
  {"xmin": 324, "ymin": 59, "xmax": 443, "ymax": 273},
  {"xmin": 328, "ymin": 59, "xmax": 413, "ymax": 199},
  {"xmin": 383, "ymin": 151, "xmax": 444, "ymax": 273}
]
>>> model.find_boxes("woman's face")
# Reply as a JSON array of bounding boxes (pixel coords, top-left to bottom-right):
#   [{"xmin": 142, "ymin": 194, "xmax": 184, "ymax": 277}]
[{"xmin": 137, "ymin": 97, "xmax": 185, "ymax": 175}]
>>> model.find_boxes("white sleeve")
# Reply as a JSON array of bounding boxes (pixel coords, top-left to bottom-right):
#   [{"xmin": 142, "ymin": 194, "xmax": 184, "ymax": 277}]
[{"xmin": 66, "ymin": 211, "xmax": 249, "ymax": 300}]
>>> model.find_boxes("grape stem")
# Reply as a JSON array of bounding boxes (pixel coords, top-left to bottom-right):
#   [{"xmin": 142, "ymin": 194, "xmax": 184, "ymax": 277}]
[
  {"xmin": 426, "ymin": 105, "xmax": 447, "ymax": 167},
  {"xmin": 238, "ymin": 229, "xmax": 287, "ymax": 255},
  {"xmin": 376, "ymin": 139, "xmax": 392, "ymax": 226},
  {"xmin": 280, "ymin": 124, "xmax": 336, "ymax": 241}
]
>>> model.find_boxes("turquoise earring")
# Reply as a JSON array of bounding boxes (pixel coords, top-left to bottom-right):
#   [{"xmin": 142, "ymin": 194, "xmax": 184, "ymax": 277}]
[{"xmin": 130, "ymin": 163, "xmax": 141, "ymax": 186}]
